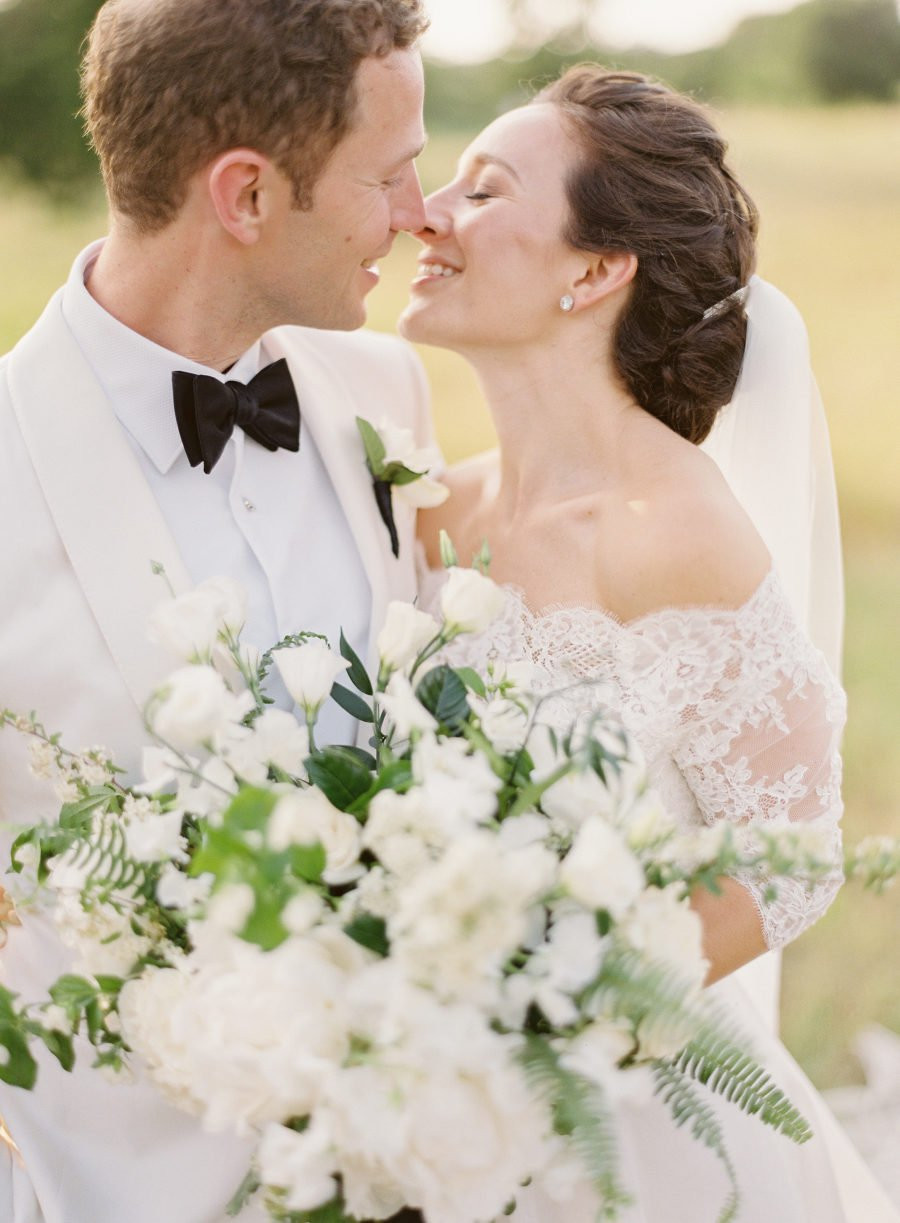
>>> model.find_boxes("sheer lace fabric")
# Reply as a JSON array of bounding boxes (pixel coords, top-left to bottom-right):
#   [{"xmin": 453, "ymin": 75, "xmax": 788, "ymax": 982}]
[{"xmin": 435, "ymin": 568, "xmax": 846, "ymax": 950}]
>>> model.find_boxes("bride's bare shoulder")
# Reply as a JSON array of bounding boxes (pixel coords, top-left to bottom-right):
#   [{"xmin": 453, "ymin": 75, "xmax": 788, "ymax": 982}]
[
  {"xmin": 418, "ymin": 449, "xmax": 499, "ymax": 569},
  {"xmin": 614, "ymin": 445, "xmax": 772, "ymax": 619}
]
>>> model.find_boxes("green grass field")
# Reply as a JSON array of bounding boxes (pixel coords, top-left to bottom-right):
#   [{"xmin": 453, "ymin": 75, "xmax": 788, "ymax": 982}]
[{"xmin": 1, "ymin": 103, "xmax": 898, "ymax": 1089}]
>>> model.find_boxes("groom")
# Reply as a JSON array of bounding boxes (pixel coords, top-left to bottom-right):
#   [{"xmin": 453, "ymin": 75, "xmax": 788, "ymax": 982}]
[{"xmin": 0, "ymin": 1, "xmax": 429, "ymax": 1220}]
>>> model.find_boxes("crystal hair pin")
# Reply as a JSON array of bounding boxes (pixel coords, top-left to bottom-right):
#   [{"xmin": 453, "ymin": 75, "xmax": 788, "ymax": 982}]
[{"xmin": 702, "ymin": 284, "xmax": 750, "ymax": 322}]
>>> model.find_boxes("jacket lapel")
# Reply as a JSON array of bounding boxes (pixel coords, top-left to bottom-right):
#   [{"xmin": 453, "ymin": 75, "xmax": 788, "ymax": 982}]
[
  {"xmin": 7, "ymin": 292, "xmax": 192, "ymax": 712},
  {"xmin": 264, "ymin": 328, "xmax": 394, "ymax": 663}
]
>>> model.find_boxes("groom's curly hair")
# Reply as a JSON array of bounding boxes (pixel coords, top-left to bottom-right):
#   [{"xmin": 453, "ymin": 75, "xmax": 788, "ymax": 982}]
[
  {"xmin": 538, "ymin": 68, "xmax": 759, "ymax": 444},
  {"xmin": 82, "ymin": 0, "xmax": 427, "ymax": 232}
]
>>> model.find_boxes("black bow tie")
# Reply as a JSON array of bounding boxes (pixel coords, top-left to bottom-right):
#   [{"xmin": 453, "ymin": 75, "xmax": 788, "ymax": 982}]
[{"xmin": 172, "ymin": 358, "xmax": 301, "ymax": 474}]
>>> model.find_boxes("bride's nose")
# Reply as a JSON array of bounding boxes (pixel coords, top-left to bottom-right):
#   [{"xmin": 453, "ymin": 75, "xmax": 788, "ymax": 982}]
[{"xmin": 412, "ymin": 186, "xmax": 454, "ymax": 243}]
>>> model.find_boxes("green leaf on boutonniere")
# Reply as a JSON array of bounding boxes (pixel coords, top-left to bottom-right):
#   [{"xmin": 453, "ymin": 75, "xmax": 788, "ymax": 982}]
[{"xmin": 356, "ymin": 416, "xmax": 386, "ymax": 473}]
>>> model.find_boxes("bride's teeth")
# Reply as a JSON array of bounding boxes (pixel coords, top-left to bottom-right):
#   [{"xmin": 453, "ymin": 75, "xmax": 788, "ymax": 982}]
[{"xmin": 419, "ymin": 264, "xmax": 458, "ymax": 278}]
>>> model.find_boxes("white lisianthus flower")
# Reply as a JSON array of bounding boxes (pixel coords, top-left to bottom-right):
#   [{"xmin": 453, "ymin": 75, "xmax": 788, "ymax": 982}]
[
  {"xmin": 122, "ymin": 796, "xmax": 186, "ymax": 864},
  {"xmin": 150, "ymin": 665, "xmax": 250, "ymax": 750},
  {"xmin": 268, "ymin": 789, "xmax": 362, "ymax": 885},
  {"xmin": 257, "ymin": 1120, "xmax": 338, "ymax": 1212},
  {"xmin": 621, "ymin": 884, "xmax": 708, "ymax": 993},
  {"xmin": 524, "ymin": 910, "xmax": 607, "ymax": 1027},
  {"xmin": 411, "ymin": 733, "xmax": 502, "ymax": 831},
  {"xmin": 224, "ymin": 708, "xmax": 310, "ymax": 783},
  {"xmin": 377, "ymin": 601, "xmax": 440, "ymax": 673},
  {"xmin": 177, "ymin": 754, "xmax": 238, "ymax": 822},
  {"xmin": 362, "ymin": 787, "xmax": 447, "ymax": 879},
  {"xmin": 560, "ymin": 815, "xmax": 646, "ymax": 917},
  {"xmin": 439, "ymin": 566, "xmax": 506, "ymax": 634},
  {"xmin": 148, "ymin": 577, "xmax": 247, "ymax": 661},
  {"xmin": 378, "ymin": 673, "xmax": 438, "ymax": 741},
  {"xmin": 542, "ymin": 766, "xmax": 618, "ymax": 833},
  {"xmin": 275, "ymin": 640, "xmax": 350, "ymax": 715},
  {"xmin": 472, "ymin": 694, "xmax": 530, "ymax": 754},
  {"xmin": 624, "ymin": 792, "xmax": 678, "ymax": 851}
]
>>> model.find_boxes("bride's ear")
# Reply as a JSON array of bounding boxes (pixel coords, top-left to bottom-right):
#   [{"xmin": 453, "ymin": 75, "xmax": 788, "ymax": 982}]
[{"xmin": 568, "ymin": 251, "xmax": 637, "ymax": 312}]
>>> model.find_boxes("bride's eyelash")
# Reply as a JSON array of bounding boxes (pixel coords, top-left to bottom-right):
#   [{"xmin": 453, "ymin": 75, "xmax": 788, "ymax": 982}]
[{"xmin": 465, "ymin": 191, "xmax": 493, "ymax": 202}]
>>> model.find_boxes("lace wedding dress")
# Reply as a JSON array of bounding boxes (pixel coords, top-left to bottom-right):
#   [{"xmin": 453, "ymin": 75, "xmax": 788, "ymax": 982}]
[{"xmin": 430, "ymin": 567, "xmax": 899, "ymax": 1223}]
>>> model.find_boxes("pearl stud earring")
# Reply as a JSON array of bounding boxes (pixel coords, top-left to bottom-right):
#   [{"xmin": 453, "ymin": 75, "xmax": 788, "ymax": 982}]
[{"xmin": 560, "ymin": 294, "xmax": 574, "ymax": 312}]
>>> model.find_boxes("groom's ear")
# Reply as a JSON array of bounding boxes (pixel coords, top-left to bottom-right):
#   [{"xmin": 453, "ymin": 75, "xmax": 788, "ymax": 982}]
[
  {"xmin": 570, "ymin": 251, "xmax": 637, "ymax": 312},
  {"xmin": 207, "ymin": 149, "xmax": 277, "ymax": 245}
]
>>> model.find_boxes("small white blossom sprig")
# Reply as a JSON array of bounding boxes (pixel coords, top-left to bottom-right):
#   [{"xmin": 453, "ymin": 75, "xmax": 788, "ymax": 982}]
[{"xmin": 356, "ymin": 416, "xmax": 448, "ymax": 558}]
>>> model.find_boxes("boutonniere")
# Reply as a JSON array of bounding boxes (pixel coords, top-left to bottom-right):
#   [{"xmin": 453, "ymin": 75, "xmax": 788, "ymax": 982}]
[{"xmin": 356, "ymin": 417, "xmax": 449, "ymax": 558}]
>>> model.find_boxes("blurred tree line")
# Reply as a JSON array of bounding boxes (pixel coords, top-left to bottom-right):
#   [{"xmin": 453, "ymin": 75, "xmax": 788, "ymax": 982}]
[{"xmin": 0, "ymin": 0, "xmax": 897, "ymax": 195}]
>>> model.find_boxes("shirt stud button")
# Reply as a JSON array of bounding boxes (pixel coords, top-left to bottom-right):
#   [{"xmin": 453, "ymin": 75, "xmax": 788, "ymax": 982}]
[{"xmin": 242, "ymin": 497, "xmax": 256, "ymax": 512}]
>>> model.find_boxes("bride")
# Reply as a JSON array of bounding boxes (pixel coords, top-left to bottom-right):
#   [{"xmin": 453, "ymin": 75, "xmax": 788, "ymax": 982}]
[{"xmin": 401, "ymin": 67, "xmax": 897, "ymax": 1222}]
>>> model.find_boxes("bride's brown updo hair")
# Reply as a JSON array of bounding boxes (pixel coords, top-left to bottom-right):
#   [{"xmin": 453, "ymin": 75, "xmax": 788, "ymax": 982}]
[{"xmin": 538, "ymin": 67, "xmax": 758, "ymax": 444}]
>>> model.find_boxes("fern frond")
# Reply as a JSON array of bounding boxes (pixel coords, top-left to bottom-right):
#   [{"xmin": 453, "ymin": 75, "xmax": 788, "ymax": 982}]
[
  {"xmin": 652, "ymin": 1060, "xmax": 739, "ymax": 1223},
  {"xmin": 518, "ymin": 1034, "xmax": 632, "ymax": 1219}
]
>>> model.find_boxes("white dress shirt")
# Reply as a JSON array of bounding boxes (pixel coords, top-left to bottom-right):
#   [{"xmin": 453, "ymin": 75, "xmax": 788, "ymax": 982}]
[{"xmin": 61, "ymin": 239, "xmax": 370, "ymax": 745}]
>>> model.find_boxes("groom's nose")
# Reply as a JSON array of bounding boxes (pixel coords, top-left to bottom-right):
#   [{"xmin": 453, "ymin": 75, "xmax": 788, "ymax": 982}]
[{"xmin": 390, "ymin": 164, "xmax": 427, "ymax": 234}]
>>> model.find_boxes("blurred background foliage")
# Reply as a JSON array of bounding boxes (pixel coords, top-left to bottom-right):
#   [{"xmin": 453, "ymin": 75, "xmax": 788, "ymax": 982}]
[
  {"xmin": 0, "ymin": 0, "xmax": 898, "ymax": 195},
  {"xmin": 0, "ymin": 0, "xmax": 898, "ymax": 1094}
]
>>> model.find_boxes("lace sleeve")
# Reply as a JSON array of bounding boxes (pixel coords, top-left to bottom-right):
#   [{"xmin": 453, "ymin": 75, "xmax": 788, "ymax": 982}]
[{"xmin": 669, "ymin": 572, "xmax": 847, "ymax": 949}]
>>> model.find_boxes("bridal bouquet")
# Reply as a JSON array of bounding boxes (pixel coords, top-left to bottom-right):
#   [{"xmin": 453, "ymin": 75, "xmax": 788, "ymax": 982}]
[{"xmin": 0, "ymin": 561, "xmax": 850, "ymax": 1223}]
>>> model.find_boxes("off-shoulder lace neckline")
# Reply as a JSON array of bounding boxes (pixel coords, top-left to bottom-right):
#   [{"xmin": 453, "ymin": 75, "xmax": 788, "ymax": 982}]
[{"xmin": 500, "ymin": 565, "xmax": 781, "ymax": 635}]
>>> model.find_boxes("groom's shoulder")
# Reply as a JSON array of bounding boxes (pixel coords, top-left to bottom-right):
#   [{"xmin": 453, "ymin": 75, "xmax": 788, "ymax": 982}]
[{"xmin": 272, "ymin": 324, "xmax": 422, "ymax": 380}]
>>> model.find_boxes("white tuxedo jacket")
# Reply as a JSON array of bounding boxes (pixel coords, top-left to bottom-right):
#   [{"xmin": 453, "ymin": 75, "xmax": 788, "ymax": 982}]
[{"xmin": 0, "ymin": 290, "xmax": 431, "ymax": 1223}]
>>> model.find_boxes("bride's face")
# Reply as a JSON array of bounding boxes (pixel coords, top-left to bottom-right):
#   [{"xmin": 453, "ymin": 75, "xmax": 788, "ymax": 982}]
[{"xmin": 399, "ymin": 104, "xmax": 581, "ymax": 351}]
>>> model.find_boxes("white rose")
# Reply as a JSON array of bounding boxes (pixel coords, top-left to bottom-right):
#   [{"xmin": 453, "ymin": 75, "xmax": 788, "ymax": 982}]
[
  {"xmin": 257, "ymin": 1120, "xmax": 338, "ymax": 1213},
  {"xmin": 275, "ymin": 640, "xmax": 350, "ymax": 714},
  {"xmin": 150, "ymin": 666, "xmax": 245, "ymax": 750},
  {"xmin": 560, "ymin": 815, "xmax": 646, "ymax": 917},
  {"xmin": 377, "ymin": 602, "xmax": 440, "ymax": 673},
  {"xmin": 378, "ymin": 673, "xmax": 438, "ymax": 741},
  {"xmin": 148, "ymin": 577, "xmax": 247, "ymax": 661},
  {"xmin": 439, "ymin": 567, "xmax": 506, "ymax": 634},
  {"xmin": 268, "ymin": 789, "xmax": 362, "ymax": 884}
]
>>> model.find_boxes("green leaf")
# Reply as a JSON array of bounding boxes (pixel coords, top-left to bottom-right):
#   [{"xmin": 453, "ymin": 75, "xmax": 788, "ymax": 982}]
[
  {"xmin": 226, "ymin": 1170, "xmax": 261, "ymax": 1217},
  {"xmin": 0, "ymin": 1021, "xmax": 38, "ymax": 1089},
  {"xmin": 242, "ymin": 893, "xmax": 289, "ymax": 952},
  {"xmin": 222, "ymin": 787, "xmax": 279, "ymax": 833},
  {"xmin": 9, "ymin": 826, "xmax": 39, "ymax": 874},
  {"xmin": 306, "ymin": 748, "xmax": 373, "ymax": 811},
  {"xmin": 330, "ymin": 683, "xmax": 374, "ymax": 725},
  {"xmin": 415, "ymin": 665, "xmax": 471, "ymax": 730},
  {"xmin": 355, "ymin": 417, "xmax": 386, "ymax": 475},
  {"xmin": 344, "ymin": 912, "xmax": 389, "ymax": 957},
  {"xmin": 455, "ymin": 666, "xmax": 487, "ymax": 698},
  {"xmin": 346, "ymin": 758, "xmax": 413, "ymax": 817},
  {"xmin": 49, "ymin": 975, "xmax": 100, "ymax": 1017},
  {"xmin": 287, "ymin": 843, "xmax": 327, "ymax": 883},
  {"xmin": 339, "ymin": 630, "xmax": 373, "ymax": 696},
  {"xmin": 36, "ymin": 1026, "xmax": 75, "ymax": 1073},
  {"xmin": 381, "ymin": 461, "xmax": 423, "ymax": 485}
]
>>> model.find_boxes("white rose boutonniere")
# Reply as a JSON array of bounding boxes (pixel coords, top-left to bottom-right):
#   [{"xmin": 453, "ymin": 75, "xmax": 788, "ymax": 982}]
[{"xmin": 356, "ymin": 416, "xmax": 449, "ymax": 557}]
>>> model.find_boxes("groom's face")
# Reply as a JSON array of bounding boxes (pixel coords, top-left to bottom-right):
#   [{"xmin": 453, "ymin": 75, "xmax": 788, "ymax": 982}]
[{"xmin": 263, "ymin": 48, "xmax": 426, "ymax": 331}]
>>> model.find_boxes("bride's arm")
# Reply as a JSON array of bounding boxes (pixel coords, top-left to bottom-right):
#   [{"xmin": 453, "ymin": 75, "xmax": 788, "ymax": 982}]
[{"xmin": 690, "ymin": 879, "xmax": 767, "ymax": 985}]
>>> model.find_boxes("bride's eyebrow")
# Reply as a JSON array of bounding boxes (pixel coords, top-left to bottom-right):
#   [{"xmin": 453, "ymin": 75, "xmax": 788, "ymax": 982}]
[{"xmin": 459, "ymin": 152, "xmax": 523, "ymax": 185}]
